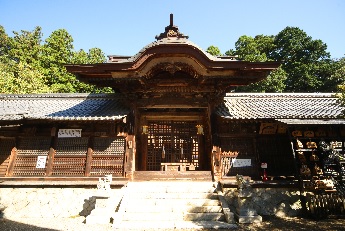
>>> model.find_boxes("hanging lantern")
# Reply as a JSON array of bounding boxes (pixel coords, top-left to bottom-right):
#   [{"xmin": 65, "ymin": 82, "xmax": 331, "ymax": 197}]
[
  {"xmin": 196, "ymin": 125, "xmax": 204, "ymax": 135},
  {"xmin": 142, "ymin": 125, "xmax": 148, "ymax": 135}
]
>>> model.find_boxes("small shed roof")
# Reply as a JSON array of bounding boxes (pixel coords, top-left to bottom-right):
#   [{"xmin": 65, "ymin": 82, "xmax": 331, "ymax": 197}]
[
  {"xmin": 0, "ymin": 93, "xmax": 129, "ymax": 122},
  {"xmin": 217, "ymin": 93, "xmax": 345, "ymax": 124}
]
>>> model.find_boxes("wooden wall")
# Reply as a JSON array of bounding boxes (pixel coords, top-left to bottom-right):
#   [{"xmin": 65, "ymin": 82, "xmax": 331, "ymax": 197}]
[{"xmin": 0, "ymin": 122, "xmax": 128, "ymax": 178}]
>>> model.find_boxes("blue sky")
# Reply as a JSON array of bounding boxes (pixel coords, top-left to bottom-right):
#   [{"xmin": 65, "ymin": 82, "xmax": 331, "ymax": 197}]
[{"xmin": 1, "ymin": 0, "xmax": 344, "ymax": 59}]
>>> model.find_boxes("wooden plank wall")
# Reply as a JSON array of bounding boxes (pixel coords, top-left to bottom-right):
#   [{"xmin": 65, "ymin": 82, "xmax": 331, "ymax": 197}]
[{"xmin": 1, "ymin": 136, "xmax": 126, "ymax": 178}]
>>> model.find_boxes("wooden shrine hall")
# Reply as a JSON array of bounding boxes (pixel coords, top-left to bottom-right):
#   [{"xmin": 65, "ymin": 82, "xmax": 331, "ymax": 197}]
[{"xmin": 0, "ymin": 15, "xmax": 345, "ymax": 185}]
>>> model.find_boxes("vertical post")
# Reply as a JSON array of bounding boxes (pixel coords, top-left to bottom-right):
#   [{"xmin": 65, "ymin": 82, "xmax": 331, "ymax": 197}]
[
  {"xmin": 6, "ymin": 147, "xmax": 17, "ymax": 177},
  {"xmin": 170, "ymin": 13, "xmax": 173, "ymax": 26},
  {"xmin": 46, "ymin": 127, "xmax": 58, "ymax": 176},
  {"xmin": 125, "ymin": 135, "xmax": 135, "ymax": 179},
  {"xmin": 85, "ymin": 137, "xmax": 94, "ymax": 177}
]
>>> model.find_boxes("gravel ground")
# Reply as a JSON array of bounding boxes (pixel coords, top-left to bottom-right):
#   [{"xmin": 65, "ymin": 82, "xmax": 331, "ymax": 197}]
[{"xmin": 1, "ymin": 216, "xmax": 345, "ymax": 231}]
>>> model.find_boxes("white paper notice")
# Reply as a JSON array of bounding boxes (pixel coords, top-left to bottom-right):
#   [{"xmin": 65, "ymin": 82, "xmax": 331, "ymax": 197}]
[
  {"xmin": 36, "ymin": 156, "xmax": 47, "ymax": 168},
  {"xmin": 232, "ymin": 159, "xmax": 251, "ymax": 167}
]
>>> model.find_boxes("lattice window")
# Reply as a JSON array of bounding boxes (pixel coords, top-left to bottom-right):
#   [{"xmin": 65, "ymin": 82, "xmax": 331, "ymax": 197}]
[
  {"xmin": 93, "ymin": 137, "xmax": 125, "ymax": 156},
  {"xmin": 147, "ymin": 121, "xmax": 199, "ymax": 171},
  {"xmin": 90, "ymin": 137, "xmax": 125, "ymax": 176},
  {"xmin": 52, "ymin": 137, "xmax": 89, "ymax": 176},
  {"xmin": 0, "ymin": 138, "xmax": 15, "ymax": 177},
  {"xmin": 55, "ymin": 137, "xmax": 89, "ymax": 156},
  {"xmin": 220, "ymin": 137, "xmax": 258, "ymax": 177},
  {"xmin": 12, "ymin": 137, "xmax": 51, "ymax": 176}
]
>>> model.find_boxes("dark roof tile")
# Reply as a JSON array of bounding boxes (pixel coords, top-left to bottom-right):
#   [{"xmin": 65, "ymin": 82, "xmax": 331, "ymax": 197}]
[
  {"xmin": 217, "ymin": 93, "xmax": 344, "ymax": 120},
  {"xmin": 0, "ymin": 93, "xmax": 129, "ymax": 121}
]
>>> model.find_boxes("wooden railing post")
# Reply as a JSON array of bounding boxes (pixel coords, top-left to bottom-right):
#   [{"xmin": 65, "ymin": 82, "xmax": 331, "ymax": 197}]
[{"xmin": 6, "ymin": 147, "xmax": 17, "ymax": 177}]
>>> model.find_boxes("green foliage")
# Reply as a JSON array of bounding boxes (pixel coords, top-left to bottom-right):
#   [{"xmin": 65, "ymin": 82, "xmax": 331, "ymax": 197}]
[
  {"xmin": 335, "ymin": 58, "xmax": 345, "ymax": 109},
  {"xmin": 0, "ymin": 26, "xmax": 113, "ymax": 94},
  {"xmin": 206, "ymin": 46, "xmax": 222, "ymax": 56},
  {"xmin": 225, "ymin": 27, "xmax": 340, "ymax": 93},
  {"xmin": 227, "ymin": 35, "xmax": 286, "ymax": 92},
  {"xmin": 271, "ymin": 27, "xmax": 332, "ymax": 92},
  {"xmin": 0, "ymin": 60, "xmax": 50, "ymax": 93}
]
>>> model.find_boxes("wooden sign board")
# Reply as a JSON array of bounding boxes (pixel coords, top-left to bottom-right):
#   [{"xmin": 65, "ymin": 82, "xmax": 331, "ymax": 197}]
[{"xmin": 259, "ymin": 123, "xmax": 277, "ymax": 134}]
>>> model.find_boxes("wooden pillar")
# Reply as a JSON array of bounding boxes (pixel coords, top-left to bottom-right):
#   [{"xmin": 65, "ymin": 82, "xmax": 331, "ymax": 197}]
[
  {"xmin": 6, "ymin": 147, "xmax": 17, "ymax": 177},
  {"xmin": 125, "ymin": 135, "xmax": 135, "ymax": 179},
  {"xmin": 141, "ymin": 133, "xmax": 148, "ymax": 171},
  {"xmin": 84, "ymin": 137, "xmax": 94, "ymax": 177},
  {"xmin": 46, "ymin": 127, "xmax": 58, "ymax": 176},
  {"xmin": 198, "ymin": 133, "xmax": 205, "ymax": 170}
]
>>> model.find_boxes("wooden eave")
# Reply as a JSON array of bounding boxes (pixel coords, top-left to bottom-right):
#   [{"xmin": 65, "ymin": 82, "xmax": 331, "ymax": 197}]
[{"xmin": 65, "ymin": 42, "xmax": 279, "ymax": 87}]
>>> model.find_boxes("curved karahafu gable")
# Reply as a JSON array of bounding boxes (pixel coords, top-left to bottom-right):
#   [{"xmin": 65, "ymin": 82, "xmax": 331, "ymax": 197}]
[{"xmin": 65, "ymin": 15, "xmax": 279, "ymax": 96}]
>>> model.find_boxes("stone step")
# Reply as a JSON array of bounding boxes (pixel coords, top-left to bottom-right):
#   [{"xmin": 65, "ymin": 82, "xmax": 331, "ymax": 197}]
[
  {"xmin": 126, "ymin": 192, "xmax": 218, "ymax": 199},
  {"xmin": 123, "ymin": 198, "xmax": 220, "ymax": 207},
  {"xmin": 121, "ymin": 211, "xmax": 225, "ymax": 221},
  {"xmin": 184, "ymin": 212, "xmax": 225, "ymax": 221},
  {"xmin": 126, "ymin": 182, "xmax": 216, "ymax": 193},
  {"xmin": 132, "ymin": 171, "xmax": 213, "ymax": 181},
  {"xmin": 124, "ymin": 205, "xmax": 222, "ymax": 213},
  {"xmin": 114, "ymin": 220, "xmax": 237, "ymax": 230}
]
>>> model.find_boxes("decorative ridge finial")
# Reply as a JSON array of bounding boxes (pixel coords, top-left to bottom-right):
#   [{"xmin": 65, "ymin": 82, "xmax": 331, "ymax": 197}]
[
  {"xmin": 170, "ymin": 13, "xmax": 173, "ymax": 27},
  {"xmin": 155, "ymin": 14, "xmax": 189, "ymax": 40}
]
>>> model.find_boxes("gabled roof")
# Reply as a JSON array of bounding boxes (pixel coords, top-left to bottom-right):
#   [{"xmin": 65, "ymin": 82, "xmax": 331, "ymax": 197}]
[
  {"xmin": 0, "ymin": 94, "xmax": 129, "ymax": 122},
  {"xmin": 217, "ymin": 93, "xmax": 345, "ymax": 124},
  {"xmin": 65, "ymin": 16, "xmax": 279, "ymax": 94}
]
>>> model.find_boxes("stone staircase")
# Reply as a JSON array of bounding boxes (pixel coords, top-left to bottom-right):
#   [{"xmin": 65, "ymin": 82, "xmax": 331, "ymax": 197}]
[{"xmin": 113, "ymin": 180, "xmax": 236, "ymax": 230}]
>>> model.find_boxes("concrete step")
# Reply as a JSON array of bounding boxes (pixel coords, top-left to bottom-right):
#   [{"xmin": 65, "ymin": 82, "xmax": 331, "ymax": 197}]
[
  {"xmin": 126, "ymin": 181, "xmax": 216, "ymax": 193},
  {"xmin": 121, "ymin": 211, "xmax": 225, "ymax": 222},
  {"xmin": 132, "ymin": 171, "xmax": 213, "ymax": 181},
  {"xmin": 114, "ymin": 220, "xmax": 237, "ymax": 230},
  {"xmin": 124, "ymin": 204, "xmax": 222, "ymax": 213},
  {"xmin": 126, "ymin": 192, "xmax": 218, "ymax": 199},
  {"xmin": 124, "ymin": 198, "xmax": 220, "ymax": 207},
  {"xmin": 184, "ymin": 212, "xmax": 225, "ymax": 221}
]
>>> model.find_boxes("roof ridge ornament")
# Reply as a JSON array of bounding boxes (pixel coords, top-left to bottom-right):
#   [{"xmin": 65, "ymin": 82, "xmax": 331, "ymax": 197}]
[{"xmin": 155, "ymin": 14, "xmax": 189, "ymax": 40}]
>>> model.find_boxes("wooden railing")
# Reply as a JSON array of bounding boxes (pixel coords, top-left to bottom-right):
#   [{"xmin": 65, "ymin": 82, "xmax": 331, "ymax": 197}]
[{"xmin": 212, "ymin": 147, "xmax": 238, "ymax": 181}]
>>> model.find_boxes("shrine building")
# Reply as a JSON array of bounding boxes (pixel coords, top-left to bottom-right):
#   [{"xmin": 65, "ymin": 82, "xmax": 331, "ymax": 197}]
[{"xmin": 0, "ymin": 15, "xmax": 344, "ymax": 183}]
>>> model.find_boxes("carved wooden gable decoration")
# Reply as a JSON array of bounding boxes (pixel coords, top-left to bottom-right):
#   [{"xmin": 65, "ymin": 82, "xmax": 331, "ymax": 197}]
[{"xmin": 65, "ymin": 14, "xmax": 279, "ymax": 107}]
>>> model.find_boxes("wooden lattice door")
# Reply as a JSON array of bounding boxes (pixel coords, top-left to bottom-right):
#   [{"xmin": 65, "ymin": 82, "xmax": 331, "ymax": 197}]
[{"xmin": 146, "ymin": 121, "xmax": 199, "ymax": 171}]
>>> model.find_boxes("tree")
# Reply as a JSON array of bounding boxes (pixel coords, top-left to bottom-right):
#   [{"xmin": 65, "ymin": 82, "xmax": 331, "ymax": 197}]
[
  {"xmin": 335, "ymin": 58, "xmax": 345, "ymax": 111},
  {"xmin": 227, "ymin": 35, "xmax": 287, "ymax": 92},
  {"xmin": 41, "ymin": 29, "xmax": 112, "ymax": 93},
  {"xmin": 0, "ymin": 60, "xmax": 49, "ymax": 93},
  {"xmin": 206, "ymin": 45, "xmax": 222, "ymax": 56},
  {"xmin": 226, "ymin": 27, "xmax": 339, "ymax": 93},
  {"xmin": 271, "ymin": 27, "xmax": 332, "ymax": 92}
]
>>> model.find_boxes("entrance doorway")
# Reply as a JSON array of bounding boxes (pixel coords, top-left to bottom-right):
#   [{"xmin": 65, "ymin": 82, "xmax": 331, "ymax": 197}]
[{"xmin": 146, "ymin": 120, "xmax": 200, "ymax": 171}]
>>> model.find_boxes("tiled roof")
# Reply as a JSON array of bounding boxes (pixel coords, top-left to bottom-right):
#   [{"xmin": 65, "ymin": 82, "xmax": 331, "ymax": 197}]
[
  {"xmin": 217, "ymin": 93, "xmax": 345, "ymax": 121},
  {"xmin": 108, "ymin": 38, "xmax": 238, "ymax": 63},
  {"xmin": 0, "ymin": 94, "xmax": 129, "ymax": 122}
]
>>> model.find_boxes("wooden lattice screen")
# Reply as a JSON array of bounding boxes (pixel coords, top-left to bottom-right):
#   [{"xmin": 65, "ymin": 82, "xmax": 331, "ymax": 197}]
[
  {"xmin": 52, "ymin": 137, "xmax": 89, "ymax": 176},
  {"xmin": 147, "ymin": 121, "xmax": 199, "ymax": 171},
  {"xmin": 90, "ymin": 137, "xmax": 125, "ymax": 176},
  {"xmin": 219, "ymin": 137, "xmax": 258, "ymax": 177},
  {"xmin": 13, "ymin": 137, "xmax": 51, "ymax": 176},
  {"xmin": 0, "ymin": 138, "xmax": 15, "ymax": 176}
]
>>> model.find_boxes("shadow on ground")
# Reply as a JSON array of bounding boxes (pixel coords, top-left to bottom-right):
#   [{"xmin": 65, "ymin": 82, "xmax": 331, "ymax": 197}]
[
  {"xmin": 236, "ymin": 216, "xmax": 345, "ymax": 231},
  {"xmin": 0, "ymin": 219, "xmax": 57, "ymax": 231}
]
